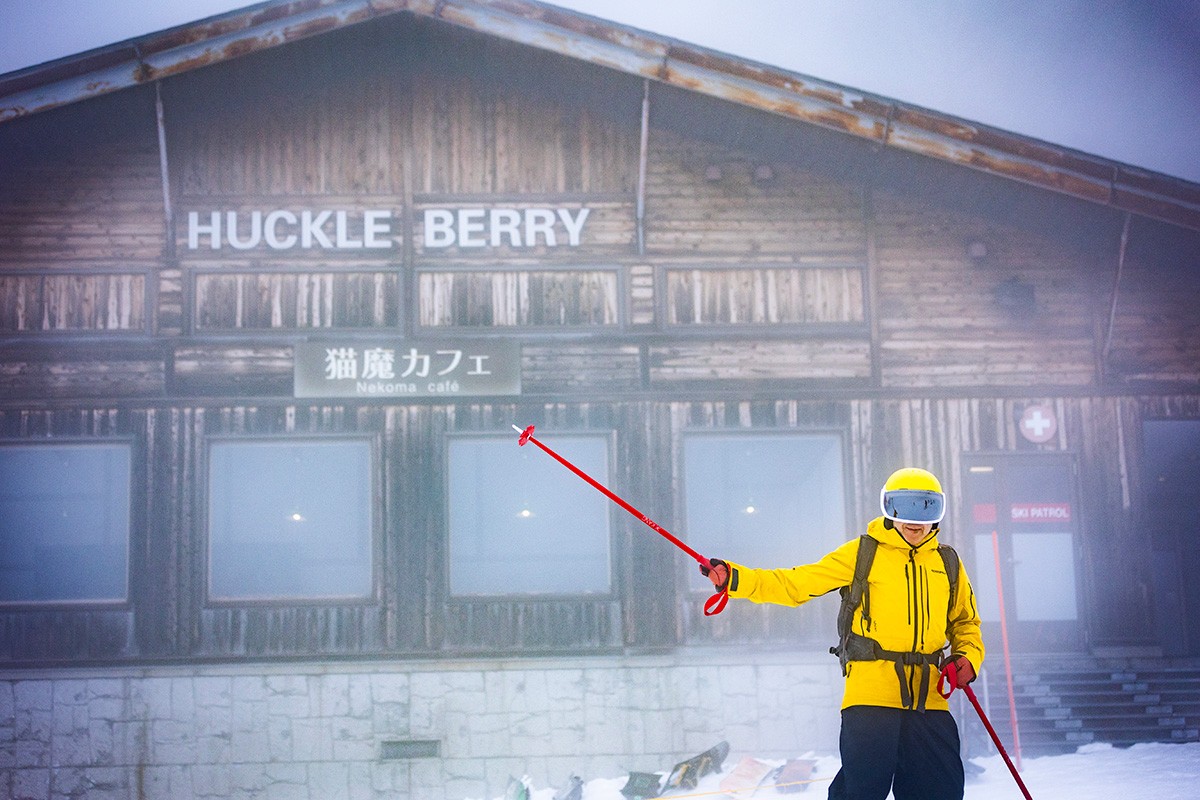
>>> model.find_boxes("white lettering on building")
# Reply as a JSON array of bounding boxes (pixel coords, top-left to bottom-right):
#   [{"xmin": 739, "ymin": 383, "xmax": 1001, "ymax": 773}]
[
  {"xmin": 187, "ymin": 210, "xmax": 394, "ymax": 251},
  {"xmin": 422, "ymin": 207, "xmax": 590, "ymax": 249},
  {"xmin": 187, "ymin": 206, "xmax": 592, "ymax": 251}
]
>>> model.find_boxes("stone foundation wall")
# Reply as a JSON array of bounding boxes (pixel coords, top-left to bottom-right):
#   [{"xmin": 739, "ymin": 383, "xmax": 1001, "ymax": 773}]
[{"xmin": 0, "ymin": 651, "xmax": 843, "ymax": 800}]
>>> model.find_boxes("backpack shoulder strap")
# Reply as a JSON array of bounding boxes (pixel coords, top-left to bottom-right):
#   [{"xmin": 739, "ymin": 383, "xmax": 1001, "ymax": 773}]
[
  {"xmin": 831, "ymin": 534, "xmax": 878, "ymax": 672},
  {"xmin": 839, "ymin": 535, "xmax": 878, "ymax": 632},
  {"xmin": 937, "ymin": 543, "xmax": 960, "ymax": 609}
]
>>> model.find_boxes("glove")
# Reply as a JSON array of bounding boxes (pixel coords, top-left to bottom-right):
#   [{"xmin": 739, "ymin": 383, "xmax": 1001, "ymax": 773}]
[
  {"xmin": 699, "ymin": 558, "xmax": 729, "ymax": 591},
  {"xmin": 942, "ymin": 655, "xmax": 975, "ymax": 690}
]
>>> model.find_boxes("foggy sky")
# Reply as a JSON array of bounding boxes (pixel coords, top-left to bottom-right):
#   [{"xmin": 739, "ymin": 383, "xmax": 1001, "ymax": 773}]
[{"xmin": 1, "ymin": 0, "xmax": 1197, "ymax": 183}]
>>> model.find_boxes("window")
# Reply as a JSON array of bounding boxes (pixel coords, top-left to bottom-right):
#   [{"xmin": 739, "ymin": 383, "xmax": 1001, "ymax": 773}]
[
  {"xmin": 0, "ymin": 442, "xmax": 130, "ymax": 603},
  {"xmin": 208, "ymin": 438, "xmax": 374, "ymax": 601},
  {"xmin": 683, "ymin": 432, "xmax": 847, "ymax": 591},
  {"xmin": 448, "ymin": 434, "xmax": 612, "ymax": 596}
]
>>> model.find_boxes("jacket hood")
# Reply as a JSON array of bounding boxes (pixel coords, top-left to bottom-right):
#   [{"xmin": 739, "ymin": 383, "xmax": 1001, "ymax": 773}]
[{"xmin": 866, "ymin": 515, "xmax": 941, "ymax": 552}]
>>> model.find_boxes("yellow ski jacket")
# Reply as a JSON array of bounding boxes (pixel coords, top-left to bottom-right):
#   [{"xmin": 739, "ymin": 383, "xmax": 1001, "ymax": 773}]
[{"xmin": 725, "ymin": 516, "xmax": 984, "ymax": 712}]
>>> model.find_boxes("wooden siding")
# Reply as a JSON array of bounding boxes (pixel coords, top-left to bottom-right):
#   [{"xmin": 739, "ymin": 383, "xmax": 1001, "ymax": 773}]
[
  {"xmin": 418, "ymin": 269, "xmax": 619, "ymax": 327},
  {"xmin": 1105, "ymin": 248, "xmax": 1200, "ymax": 384},
  {"xmin": 0, "ymin": 272, "xmax": 147, "ymax": 332},
  {"xmin": 644, "ymin": 130, "xmax": 866, "ymax": 257},
  {"xmin": 172, "ymin": 346, "xmax": 293, "ymax": 397},
  {"xmin": 520, "ymin": 345, "xmax": 642, "ymax": 393},
  {"xmin": 0, "ymin": 393, "xmax": 1190, "ymax": 663},
  {"xmin": 410, "ymin": 71, "xmax": 643, "ymax": 196},
  {"xmin": 872, "ymin": 192, "xmax": 1102, "ymax": 388},
  {"xmin": 192, "ymin": 270, "xmax": 401, "ymax": 331},
  {"xmin": 649, "ymin": 341, "xmax": 872, "ymax": 383},
  {"xmin": 0, "ymin": 141, "xmax": 163, "ymax": 266},
  {"xmin": 170, "ymin": 41, "xmax": 405, "ymax": 197},
  {"xmin": 665, "ymin": 266, "xmax": 864, "ymax": 325},
  {"xmin": 0, "ymin": 347, "xmax": 164, "ymax": 399}
]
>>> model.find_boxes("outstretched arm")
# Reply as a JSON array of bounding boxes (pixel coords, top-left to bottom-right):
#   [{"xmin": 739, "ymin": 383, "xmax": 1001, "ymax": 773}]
[{"xmin": 701, "ymin": 538, "xmax": 859, "ymax": 607}]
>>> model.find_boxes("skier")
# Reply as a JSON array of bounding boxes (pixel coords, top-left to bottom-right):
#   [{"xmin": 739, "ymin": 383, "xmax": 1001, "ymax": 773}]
[{"xmin": 700, "ymin": 467, "xmax": 984, "ymax": 800}]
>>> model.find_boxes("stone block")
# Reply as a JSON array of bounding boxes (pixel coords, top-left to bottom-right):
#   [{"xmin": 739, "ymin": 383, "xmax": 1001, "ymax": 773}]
[
  {"xmin": 330, "ymin": 717, "xmax": 374, "ymax": 762},
  {"xmin": 193, "ymin": 677, "xmax": 232, "ymax": 710},
  {"xmin": 15, "ymin": 681, "xmax": 52, "ymax": 713},
  {"xmin": 368, "ymin": 673, "xmax": 409, "ymax": 705},
  {"xmin": 263, "ymin": 762, "xmax": 307, "ymax": 800},
  {"xmin": 317, "ymin": 673, "xmax": 352, "ymax": 718},
  {"xmin": 290, "ymin": 717, "xmax": 334, "ymax": 761},
  {"xmin": 191, "ymin": 763, "xmax": 232, "ymax": 798},
  {"xmin": 12, "ymin": 767, "xmax": 49, "ymax": 800},
  {"xmin": 152, "ymin": 719, "xmax": 199, "ymax": 765},
  {"xmin": 370, "ymin": 701, "xmax": 408, "ymax": 736},
  {"xmin": 308, "ymin": 761, "xmax": 350, "ymax": 799}
]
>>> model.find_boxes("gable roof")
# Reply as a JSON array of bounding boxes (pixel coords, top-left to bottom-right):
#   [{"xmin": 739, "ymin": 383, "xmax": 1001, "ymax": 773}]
[{"xmin": 2, "ymin": 0, "xmax": 1198, "ymax": 232}]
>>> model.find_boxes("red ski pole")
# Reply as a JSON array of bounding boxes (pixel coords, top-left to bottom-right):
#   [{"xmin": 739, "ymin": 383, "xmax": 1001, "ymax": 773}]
[
  {"xmin": 939, "ymin": 665, "xmax": 1034, "ymax": 800},
  {"xmin": 513, "ymin": 424, "xmax": 728, "ymax": 615}
]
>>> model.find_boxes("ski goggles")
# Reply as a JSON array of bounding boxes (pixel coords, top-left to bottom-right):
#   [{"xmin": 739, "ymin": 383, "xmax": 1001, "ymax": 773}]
[{"xmin": 881, "ymin": 489, "xmax": 945, "ymax": 524}]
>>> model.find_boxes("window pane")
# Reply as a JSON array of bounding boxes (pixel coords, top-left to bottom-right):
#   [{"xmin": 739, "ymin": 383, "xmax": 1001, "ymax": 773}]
[
  {"xmin": 449, "ymin": 435, "xmax": 611, "ymax": 596},
  {"xmin": 209, "ymin": 439, "xmax": 373, "ymax": 600},
  {"xmin": 684, "ymin": 433, "xmax": 846, "ymax": 589},
  {"xmin": 0, "ymin": 443, "xmax": 130, "ymax": 603}
]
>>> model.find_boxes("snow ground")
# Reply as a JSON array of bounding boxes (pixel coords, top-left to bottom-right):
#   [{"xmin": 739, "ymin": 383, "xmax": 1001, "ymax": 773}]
[{"xmin": 476, "ymin": 741, "xmax": 1200, "ymax": 800}]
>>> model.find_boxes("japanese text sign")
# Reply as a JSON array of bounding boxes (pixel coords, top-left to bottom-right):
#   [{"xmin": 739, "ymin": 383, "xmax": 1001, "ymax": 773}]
[{"xmin": 294, "ymin": 341, "xmax": 520, "ymax": 398}]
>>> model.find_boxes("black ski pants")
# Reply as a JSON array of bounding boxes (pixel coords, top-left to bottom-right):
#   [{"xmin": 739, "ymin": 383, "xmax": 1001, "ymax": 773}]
[{"xmin": 828, "ymin": 705, "xmax": 964, "ymax": 800}]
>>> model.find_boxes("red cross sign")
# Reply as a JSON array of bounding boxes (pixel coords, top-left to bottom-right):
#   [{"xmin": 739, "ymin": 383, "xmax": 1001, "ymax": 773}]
[{"xmin": 1019, "ymin": 403, "xmax": 1057, "ymax": 444}]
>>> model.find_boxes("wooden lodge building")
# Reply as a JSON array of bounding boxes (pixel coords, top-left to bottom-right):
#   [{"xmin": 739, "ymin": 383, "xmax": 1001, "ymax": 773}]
[{"xmin": 1, "ymin": 1, "xmax": 1199, "ymax": 797}]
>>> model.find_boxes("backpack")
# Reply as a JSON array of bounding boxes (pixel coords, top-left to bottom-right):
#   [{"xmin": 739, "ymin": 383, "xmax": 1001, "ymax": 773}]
[{"xmin": 830, "ymin": 534, "xmax": 960, "ymax": 676}]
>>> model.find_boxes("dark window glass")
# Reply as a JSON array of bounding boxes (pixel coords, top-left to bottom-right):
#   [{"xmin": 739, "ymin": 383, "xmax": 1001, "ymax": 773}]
[
  {"xmin": 0, "ymin": 443, "xmax": 130, "ymax": 603},
  {"xmin": 208, "ymin": 439, "xmax": 373, "ymax": 601},
  {"xmin": 448, "ymin": 435, "xmax": 611, "ymax": 596},
  {"xmin": 683, "ymin": 433, "xmax": 846, "ymax": 590}
]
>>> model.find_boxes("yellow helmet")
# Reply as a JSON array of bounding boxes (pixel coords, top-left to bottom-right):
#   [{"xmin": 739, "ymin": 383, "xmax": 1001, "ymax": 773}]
[{"xmin": 880, "ymin": 467, "xmax": 945, "ymax": 524}]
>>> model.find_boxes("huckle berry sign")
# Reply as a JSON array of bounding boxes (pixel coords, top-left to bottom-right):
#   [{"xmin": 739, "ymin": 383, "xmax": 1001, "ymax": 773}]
[{"xmin": 186, "ymin": 206, "xmax": 592, "ymax": 251}]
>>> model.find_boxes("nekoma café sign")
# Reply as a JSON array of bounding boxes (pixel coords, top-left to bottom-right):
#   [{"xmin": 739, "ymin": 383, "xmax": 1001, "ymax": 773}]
[
  {"xmin": 294, "ymin": 340, "xmax": 520, "ymax": 398},
  {"xmin": 186, "ymin": 206, "xmax": 591, "ymax": 250}
]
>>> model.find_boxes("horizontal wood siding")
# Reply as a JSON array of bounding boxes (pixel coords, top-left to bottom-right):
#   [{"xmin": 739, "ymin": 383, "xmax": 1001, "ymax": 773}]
[
  {"xmin": 649, "ymin": 341, "xmax": 872, "ymax": 383},
  {"xmin": 0, "ymin": 272, "xmax": 146, "ymax": 332},
  {"xmin": 665, "ymin": 267, "xmax": 864, "ymax": 325},
  {"xmin": 873, "ymin": 192, "xmax": 1100, "ymax": 388},
  {"xmin": 521, "ymin": 345, "xmax": 642, "ymax": 393},
  {"xmin": 172, "ymin": 346, "xmax": 293, "ymax": 396},
  {"xmin": 418, "ymin": 270, "xmax": 619, "ymax": 327},
  {"xmin": 193, "ymin": 270, "xmax": 400, "ymax": 330},
  {"xmin": 0, "ymin": 350, "xmax": 164, "ymax": 398},
  {"xmin": 644, "ymin": 131, "xmax": 865, "ymax": 257},
  {"xmin": 0, "ymin": 142, "xmax": 163, "ymax": 266}
]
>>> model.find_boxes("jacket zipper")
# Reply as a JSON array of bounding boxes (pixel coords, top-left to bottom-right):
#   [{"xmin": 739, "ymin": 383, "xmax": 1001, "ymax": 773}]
[{"xmin": 908, "ymin": 548, "xmax": 920, "ymax": 704}]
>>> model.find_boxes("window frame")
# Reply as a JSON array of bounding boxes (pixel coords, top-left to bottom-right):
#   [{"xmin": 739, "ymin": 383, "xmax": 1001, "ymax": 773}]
[
  {"xmin": 0, "ymin": 437, "xmax": 135, "ymax": 609},
  {"xmin": 443, "ymin": 428, "xmax": 618, "ymax": 602},
  {"xmin": 202, "ymin": 433, "xmax": 381, "ymax": 608}
]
